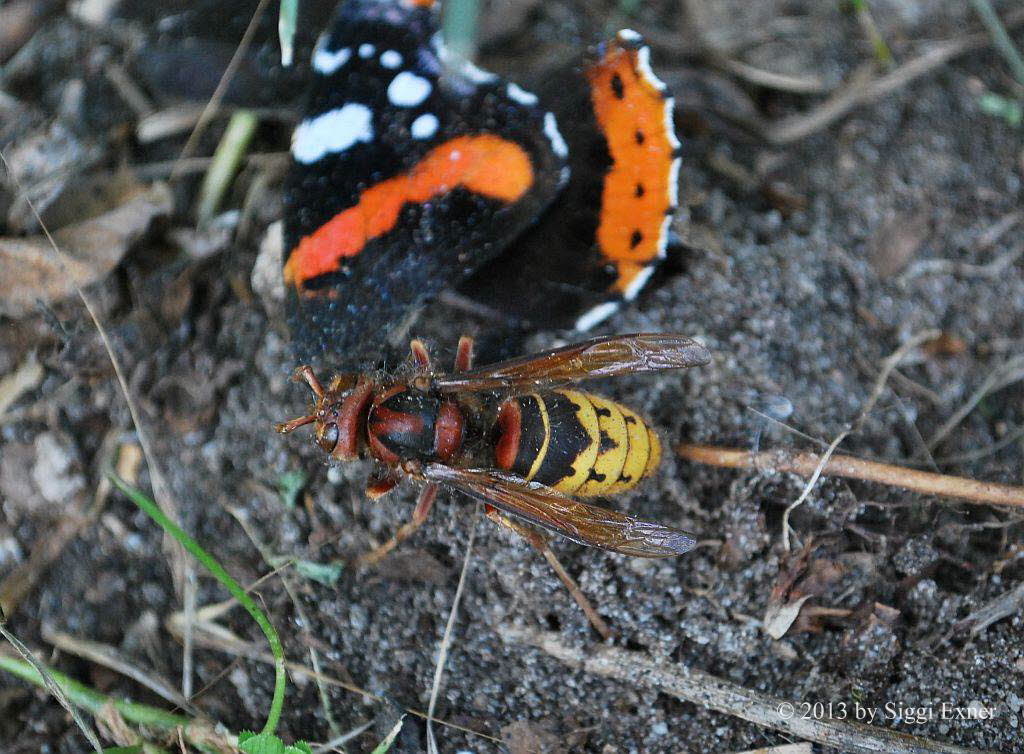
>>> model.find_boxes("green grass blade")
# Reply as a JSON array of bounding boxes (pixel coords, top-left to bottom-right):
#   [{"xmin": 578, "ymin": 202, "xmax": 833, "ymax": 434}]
[
  {"xmin": 279, "ymin": 0, "xmax": 299, "ymax": 67},
  {"xmin": 0, "ymin": 654, "xmax": 191, "ymax": 728},
  {"xmin": 108, "ymin": 473, "xmax": 286, "ymax": 735}
]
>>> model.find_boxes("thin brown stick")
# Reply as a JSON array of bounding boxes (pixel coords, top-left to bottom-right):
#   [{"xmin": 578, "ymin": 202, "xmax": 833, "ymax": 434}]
[
  {"xmin": 677, "ymin": 444, "xmax": 1024, "ymax": 508},
  {"xmin": 780, "ymin": 329, "xmax": 939, "ymax": 549},
  {"xmin": 426, "ymin": 518, "xmax": 477, "ymax": 754},
  {"xmin": 761, "ymin": 8, "xmax": 1024, "ymax": 144},
  {"xmin": 716, "ymin": 57, "xmax": 828, "ymax": 94},
  {"xmin": 169, "ymin": 0, "xmax": 272, "ymax": 181},
  {"xmin": 540, "ymin": 547, "xmax": 613, "ymax": 641},
  {"xmin": 950, "ymin": 579, "xmax": 1024, "ymax": 638},
  {"xmin": 500, "ymin": 626, "xmax": 998, "ymax": 754}
]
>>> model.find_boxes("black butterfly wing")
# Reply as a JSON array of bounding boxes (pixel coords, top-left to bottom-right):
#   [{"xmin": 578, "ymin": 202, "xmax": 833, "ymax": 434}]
[{"xmin": 283, "ymin": 0, "xmax": 568, "ymax": 367}]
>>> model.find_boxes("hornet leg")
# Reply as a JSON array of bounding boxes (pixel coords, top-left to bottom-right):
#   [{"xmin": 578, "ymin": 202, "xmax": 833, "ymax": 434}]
[
  {"xmin": 357, "ymin": 482, "xmax": 439, "ymax": 568},
  {"xmin": 358, "ymin": 337, "xmax": 474, "ymax": 568},
  {"xmin": 454, "ymin": 335, "xmax": 474, "ymax": 371},
  {"xmin": 485, "ymin": 505, "xmax": 613, "ymax": 640}
]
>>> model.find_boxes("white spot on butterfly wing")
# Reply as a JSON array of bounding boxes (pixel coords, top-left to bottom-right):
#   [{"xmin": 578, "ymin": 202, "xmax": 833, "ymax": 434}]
[
  {"xmin": 623, "ymin": 263, "xmax": 656, "ymax": 300},
  {"xmin": 411, "ymin": 113, "xmax": 439, "ymax": 139},
  {"xmin": 462, "ymin": 60, "xmax": 497, "ymax": 83},
  {"xmin": 574, "ymin": 301, "xmax": 621, "ymax": 331},
  {"xmin": 617, "ymin": 28, "xmax": 642, "ymax": 44},
  {"xmin": 380, "ymin": 50, "xmax": 403, "ymax": 69},
  {"xmin": 543, "ymin": 112, "xmax": 568, "ymax": 159},
  {"xmin": 358, "ymin": 43, "xmax": 376, "ymax": 58},
  {"xmin": 667, "ymin": 136, "xmax": 680, "ymax": 208},
  {"xmin": 388, "ymin": 71, "xmax": 433, "ymax": 107},
  {"xmin": 621, "ymin": 35, "xmax": 681, "ymax": 214},
  {"xmin": 634, "ymin": 45, "xmax": 664, "ymax": 93},
  {"xmin": 506, "ymin": 83, "xmax": 538, "ymax": 105},
  {"xmin": 313, "ymin": 46, "xmax": 351, "ymax": 74},
  {"xmin": 656, "ymin": 213, "xmax": 672, "ymax": 257},
  {"xmin": 291, "ymin": 104, "xmax": 374, "ymax": 164}
]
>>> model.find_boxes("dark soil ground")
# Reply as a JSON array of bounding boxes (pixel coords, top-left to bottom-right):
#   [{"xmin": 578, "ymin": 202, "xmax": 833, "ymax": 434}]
[{"xmin": 2, "ymin": 1, "xmax": 1023, "ymax": 752}]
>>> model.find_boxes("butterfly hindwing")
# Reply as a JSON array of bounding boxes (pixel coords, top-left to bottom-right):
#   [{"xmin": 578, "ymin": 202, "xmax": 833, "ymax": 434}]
[
  {"xmin": 461, "ymin": 30, "xmax": 682, "ymax": 331},
  {"xmin": 283, "ymin": 0, "xmax": 568, "ymax": 366}
]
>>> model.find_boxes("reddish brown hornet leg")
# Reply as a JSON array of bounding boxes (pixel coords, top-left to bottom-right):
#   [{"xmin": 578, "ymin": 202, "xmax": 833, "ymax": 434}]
[
  {"xmin": 358, "ymin": 337, "xmax": 472, "ymax": 568},
  {"xmin": 357, "ymin": 482, "xmax": 440, "ymax": 568},
  {"xmin": 292, "ymin": 365, "xmax": 326, "ymax": 399},
  {"xmin": 484, "ymin": 505, "xmax": 614, "ymax": 640},
  {"xmin": 410, "ymin": 339, "xmax": 431, "ymax": 370},
  {"xmin": 455, "ymin": 335, "xmax": 474, "ymax": 371},
  {"xmin": 275, "ymin": 366, "xmax": 327, "ymax": 433}
]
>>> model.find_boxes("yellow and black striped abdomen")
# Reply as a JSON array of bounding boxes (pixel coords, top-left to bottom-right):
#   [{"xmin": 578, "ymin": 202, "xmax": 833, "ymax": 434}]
[{"xmin": 494, "ymin": 389, "xmax": 661, "ymax": 496}]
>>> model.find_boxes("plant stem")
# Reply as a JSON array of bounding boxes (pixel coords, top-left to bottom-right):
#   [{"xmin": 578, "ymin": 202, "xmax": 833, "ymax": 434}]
[
  {"xmin": 0, "ymin": 654, "xmax": 190, "ymax": 728},
  {"xmin": 109, "ymin": 473, "xmax": 286, "ymax": 735}
]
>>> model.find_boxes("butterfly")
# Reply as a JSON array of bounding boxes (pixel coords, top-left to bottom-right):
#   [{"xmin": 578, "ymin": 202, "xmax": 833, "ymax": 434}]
[{"xmin": 283, "ymin": 0, "xmax": 681, "ymax": 366}]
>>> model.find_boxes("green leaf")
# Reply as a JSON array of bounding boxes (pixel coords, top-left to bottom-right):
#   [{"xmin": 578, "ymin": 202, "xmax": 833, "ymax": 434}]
[
  {"xmin": 284, "ymin": 742, "xmax": 314, "ymax": 754},
  {"xmin": 239, "ymin": 731, "xmax": 286, "ymax": 754},
  {"xmin": 295, "ymin": 559, "xmax": 343, "ymax": 585},
  {"xmin": 276, "ymin": 470, "xmax": 307, "ymax": 508},
  {"xmin": 371, "ymin": 715, "xmax": 406, "ymax": 754},
  {"xmin": 978, "ymin": 93, "xmax": 1023, "ymax": 127},
  {"xmin": 101, "ymin": 747, "xmax": 143, "ymax": 753}
]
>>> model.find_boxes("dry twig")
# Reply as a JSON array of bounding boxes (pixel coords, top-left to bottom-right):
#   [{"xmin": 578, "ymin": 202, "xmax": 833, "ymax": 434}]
[
  {"xmin": 677, "ymin": 444, "xmax": 1024, "ymax": 509},
  {"xmin": 716, "ymin": 57, "xmax": 829, "ymax": 94},
  {"xmin": 779, "ymin": 330, "xmax": 940, "ymax": 549},
  {"xmin": 760, "ymin": 8, "xmax": 1024, "ymax": 144},
  {"xmin": 41, "ymin": 624, "xmax": 194, "ymax": 713},
  {"xmin": 427, "ymin": 518, "xmax": 477, "ymax": 754},
  {"xmin": 950, "ymin": 579, "xmax": 1024, "ymax": 638},
  {"xmin": 926, "ymin": 354, "xmax": 1024, "ymax": 452},
  {"xmin": 500, "ymin": 626, "xmax": 997, "ymax": 754},
  {"xmin": 169, "ymin": 0, "xmax": 273, "ymax": 180},
  {"xmin": 902, "ymin": 244, "xmax": 1024, "ymax": 281}
]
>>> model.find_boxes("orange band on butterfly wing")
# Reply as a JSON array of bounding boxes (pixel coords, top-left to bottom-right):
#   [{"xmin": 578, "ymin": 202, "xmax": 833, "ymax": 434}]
[
  {"xmin": 587, "ymin": 44, "xmax": 676, "ymax": 294},
  {"xmin": 285, "ymin": 135, "xmax": 534, "ymax": 289}
]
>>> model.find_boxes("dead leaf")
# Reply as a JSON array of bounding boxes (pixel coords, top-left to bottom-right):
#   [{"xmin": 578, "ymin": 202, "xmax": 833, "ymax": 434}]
[
  {"xmin": 763, "ymin": 542, "xmax": 844, "ymax": 638},
  {"xmin": 0, "ymin": 353, "xmax": 43, "ymax": 417},
  {"xmin": 251, "ymin": 219, "xmax": 285, "ymax": 312},
  {"xmin": 0, "ymin": 182, "xmax": 172, "ymax": 317},
  {"xmin": 763, "ymin": 593, "xmax": 813, "ymax": 639},
  {"xmin": 922, "ymin": 331, "xmax": 968, "ymax": 357},
  {"xmin": 869, "ymin": 210, "xmax": 930, "ymax": 278}
]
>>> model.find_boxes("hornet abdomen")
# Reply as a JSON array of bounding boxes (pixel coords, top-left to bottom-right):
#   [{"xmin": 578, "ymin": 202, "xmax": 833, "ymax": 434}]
[{"xmin": 494, "ymin": 389, "xmax": 661, "ymax": 496}]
